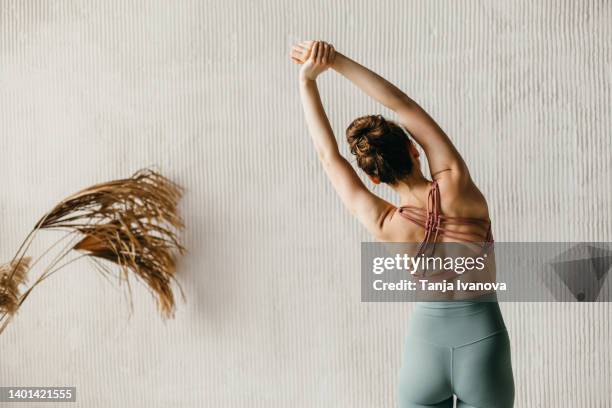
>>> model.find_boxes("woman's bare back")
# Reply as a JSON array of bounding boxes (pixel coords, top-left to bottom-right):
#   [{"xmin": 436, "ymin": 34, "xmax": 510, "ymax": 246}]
[{"xmin": 382, "ymin": 177, "xmax": 496, "ymax": 300}]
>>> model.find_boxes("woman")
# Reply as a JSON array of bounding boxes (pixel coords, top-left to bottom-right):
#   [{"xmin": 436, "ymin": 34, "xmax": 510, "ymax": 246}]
[{"xmin": 290, "ymin": 40, "xmax": 515, "ymax": 407}]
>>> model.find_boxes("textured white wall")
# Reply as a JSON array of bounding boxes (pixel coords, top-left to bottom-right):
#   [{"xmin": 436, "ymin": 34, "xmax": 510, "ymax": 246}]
[{"xmin": 1, "ymin": 1, "xmax": 611, "ymax": 407}]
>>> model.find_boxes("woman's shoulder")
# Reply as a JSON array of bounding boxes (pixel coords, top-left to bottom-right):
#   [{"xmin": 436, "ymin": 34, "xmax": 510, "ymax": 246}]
[
  {"xmin": 436, "ymin": 173, "xmax": 491, "ymax": 220},
  {"xmin": 375, "ymin": 206, "xmax": 427, "ymax": 243}
]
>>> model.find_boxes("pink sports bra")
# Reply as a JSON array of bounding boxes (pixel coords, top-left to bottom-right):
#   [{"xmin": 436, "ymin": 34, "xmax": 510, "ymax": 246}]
[{"xmin": 397, "ymin": 179, "xmax": 494, "ymax": 259}]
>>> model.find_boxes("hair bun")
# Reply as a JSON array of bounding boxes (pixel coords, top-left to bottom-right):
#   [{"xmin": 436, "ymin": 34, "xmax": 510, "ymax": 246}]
[
  {"xmin": 346, "ymin": 114, "xmax": 387, "ymax": 156},
  {"xmin": 345, "ymin": 115, "xmax": 413, "ymax": 184}
]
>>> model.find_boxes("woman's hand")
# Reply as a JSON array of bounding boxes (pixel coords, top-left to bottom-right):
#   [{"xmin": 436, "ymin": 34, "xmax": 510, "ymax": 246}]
[
  {"xmin": 289, "ymin": 40, "xmax": 314, "ymax": 64},
  {"xmin": 290, "ymin": 40, "xmax": 336, "ymax": 81}
]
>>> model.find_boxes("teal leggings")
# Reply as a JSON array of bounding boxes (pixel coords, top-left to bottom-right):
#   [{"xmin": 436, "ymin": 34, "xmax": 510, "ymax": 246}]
[{"xmin": 398, "ymin": 294, "xmax": 515, "ymax": 407}]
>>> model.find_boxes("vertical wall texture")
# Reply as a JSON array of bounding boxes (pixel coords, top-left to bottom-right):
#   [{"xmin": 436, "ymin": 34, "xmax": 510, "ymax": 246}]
[{"xmin": 1, "ymin": 1, "xmax": 611, "ymax": 406}]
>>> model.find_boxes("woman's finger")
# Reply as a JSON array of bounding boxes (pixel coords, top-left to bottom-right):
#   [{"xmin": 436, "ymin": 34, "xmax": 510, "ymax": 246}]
[
  {"xmin": 319, "ymin": 41, "xmax": 327, "ymax": 65},
  {"xmin": 301, "ymin": 40, "xmax": 314, "ymax": 49},
  {"xmin": 315, "ymin": 41, "xmax": 324, "ymax": 64},
  {"xmin": 328, "ymin": 45, "xmax": 336, "ymax": 63},
  {"xmin": 323, "ymin": 43, "xmax": 331, "ymax": 64},
  {"xmin": 292, "ymin": 45, "xmax": 306, "ymax": 57},
  {"xmin": 311, "ymin": 41, "xmax": 320, "ymax": 62},
  {"xmin": 290, "ymin": 48, "xmax": 303, "ymax": 61},
  {"xmin": 291, "ymin": 46, "xmax": 307, "ymax": 60}
]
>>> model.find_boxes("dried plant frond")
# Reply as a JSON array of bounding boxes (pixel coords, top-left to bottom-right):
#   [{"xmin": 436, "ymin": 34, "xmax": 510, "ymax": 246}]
[
  {"xmin": 0, "ymin": 169, "xmax": 186, "ymax": 335},
  {"xmin": 37, "ymin": 169, "xmax": 184, "ymax": 233},
  {"xmin": 5, "ymin": 169, "xmax": 185, "ymax": 326},
  {"xmin": 0, "ymin": 257, "xmax": 31, "ymax": 316},
  {"xmin": 73, "ymin": 219, "xmax": 181, "ymax": 318},
  {"xmin": 38, "ymin": 169, "xmax": 186, "ymax": 318}
]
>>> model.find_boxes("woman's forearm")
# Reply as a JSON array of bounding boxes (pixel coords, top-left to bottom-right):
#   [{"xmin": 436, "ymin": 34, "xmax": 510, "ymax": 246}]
[
  {"xmin": 332, "ymin": 52, "xmax": 412, "ymax": 111},
  {"xmin": 299, "ymin": 78, "xmax": 339, "ymax": 161}
]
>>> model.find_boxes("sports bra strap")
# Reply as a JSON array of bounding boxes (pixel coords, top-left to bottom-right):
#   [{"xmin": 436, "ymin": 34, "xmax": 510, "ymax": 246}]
[{"xmin": 397, "ymin": 180, "xmax": 494, "ymax": 260}]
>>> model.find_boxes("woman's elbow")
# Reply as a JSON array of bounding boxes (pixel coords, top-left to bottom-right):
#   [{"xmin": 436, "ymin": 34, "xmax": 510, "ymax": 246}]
[
  {"xmin": 391, "ymin": 92, "xmax": 414, "ymax": 112},
  {"xmin": 316, "ymin": 148, "xmax": 341, "ymax": 167}
]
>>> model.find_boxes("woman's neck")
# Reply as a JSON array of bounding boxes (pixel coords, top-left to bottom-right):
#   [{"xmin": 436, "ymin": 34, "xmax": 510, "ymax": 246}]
[{"xmin": 391, "ymin": 170, "xmax": 431, "ymax": 207}]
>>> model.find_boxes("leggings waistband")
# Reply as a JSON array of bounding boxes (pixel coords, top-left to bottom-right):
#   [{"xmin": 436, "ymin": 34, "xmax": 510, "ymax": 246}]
[
  {"xmin": 416, "ymin": 292, "xmax": 498, "ymax": 307},
  {"xmin": 408, "ymin": 292, "xmax": 506, "ymax": 347}
]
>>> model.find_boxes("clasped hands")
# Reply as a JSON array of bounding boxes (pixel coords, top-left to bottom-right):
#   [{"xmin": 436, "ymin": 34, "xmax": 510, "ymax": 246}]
[{"xmin": 289, "ymin": 40, "xmax": 337, "ymax": 81}]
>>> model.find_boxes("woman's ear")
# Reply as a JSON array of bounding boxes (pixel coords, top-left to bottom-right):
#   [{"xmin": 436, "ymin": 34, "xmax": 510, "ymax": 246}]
[
  {"xmin": 406, "ymin": 139, "xmax": 419, "ymax": 159},
  {"xmin": 367, "ymin": 174, "xmax": 381, "ymax": 185}
]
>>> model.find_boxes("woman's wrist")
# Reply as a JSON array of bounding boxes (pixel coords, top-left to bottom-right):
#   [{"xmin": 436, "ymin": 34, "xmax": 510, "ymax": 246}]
[
  {"xmin": 299, "ymin": 70, "xmax": 316, "ymax": 83},
  {"xmin": 331, "ymin": 51, "xmax": 345, "ymax": 70},
  {"xmin": 299, "ymin": 76, "xmax": 316, "ymax": 88}
]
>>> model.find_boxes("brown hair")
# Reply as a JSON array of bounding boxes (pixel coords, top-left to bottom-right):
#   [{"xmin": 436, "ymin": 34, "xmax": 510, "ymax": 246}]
[{"xmin": 346, "ymin": 114, "xmax": 413, "ymax": 184}]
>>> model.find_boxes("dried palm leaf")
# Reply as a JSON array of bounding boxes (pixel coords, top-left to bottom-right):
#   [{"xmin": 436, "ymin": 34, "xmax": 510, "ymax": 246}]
[
  {"xmin": 0, "ymin": 169, "xmax": 185, "ymax": 333},
  {"xmin": 41, "ymin": 169, "xmax": 185, "ymax": 318},
  {"xmin": 73, "ymin": 220, "xmax": 181, "ymax": 318},
  {"xmin": 0, "ymin": 257, "xmax": 31, "ymax": 316}
]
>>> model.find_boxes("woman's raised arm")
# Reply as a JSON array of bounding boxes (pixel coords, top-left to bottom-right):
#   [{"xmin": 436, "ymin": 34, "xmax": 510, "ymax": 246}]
[
  {"xmin": 291, "ymin": 41, "xmax": 396, "ymax": 239},
  {"xmin": 331, "ymin": 50, "xmax": 470, "ymax": 182}
]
